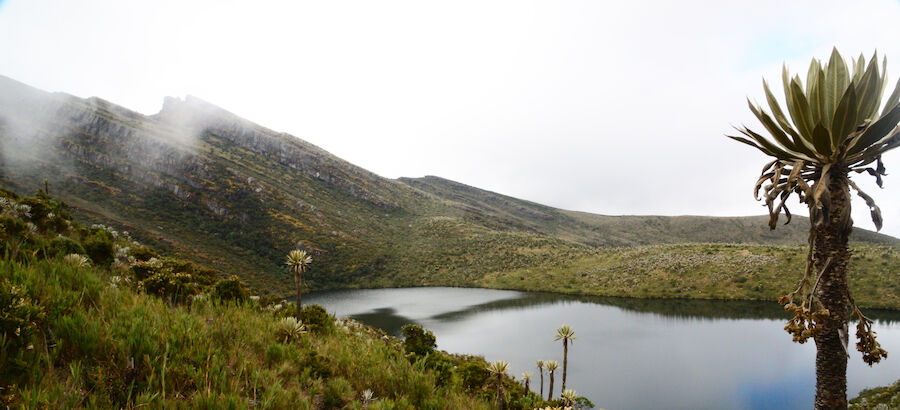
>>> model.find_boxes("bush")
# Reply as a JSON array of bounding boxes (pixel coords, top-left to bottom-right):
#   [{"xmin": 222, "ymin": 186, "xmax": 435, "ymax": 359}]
[
  {"xmin": 18, "ymin": 197, "xmax": 51, "ymax": 228},
  {"xmin": 160, "ymin": 259, "xmax": 216, "ymax": 286},
  {"xmin": 0, "ymin": 215, "xmax": 28, "ymax": 257},
  {"xmin": 401, "ymin": 324, "xmax": 436, "ymax": 357},
  {"xmin": 322, "ymin": 377, "xmax": 354, "ymax": 409},
  {"xmin": 0, "ymin": 280, "xmax": 45, "ymax": 382},
  {"xmin": 270, "ymin": 302, "xmax": 297, "ymax": 320},
  {"xmin": 52, "ymin": 311, "xmax": 101, "ymax": 363},
  {"xmin": 424, "ymin": 353, "xmax": 453, "ymax": 387},
  {"xmin": 130, "ymin": 258, "xmax": 162, "ymax": 281},
  {"xmin": 213, "ymin": 276, "xmax": 248, "ymax": 302},
  {"xmin": 129, "ymin": 245, "xmax": 157, "ymax": 262},
  {"xmin": 21, "ymin": 235, "xmax": 49, "ymax": 259},
  {"xmin": 83, "ymin": 233, "xmax": 114, "ymax": 266},
  {"xmin": 48, "ymin": 236, "xmax": 85, "ymax": 258},
  {"xmin": 300, "ymin": 350, "xmax": 332, "ymax": 380},
  {"xmin": 142, "ymin": 271, "xmax": 199, "ymax": 303},
  {"xmin": 265, "ymin": 343, "xmax": 288, "ymax": 365},
  {"xmin": 457, "ymin": 362, "xmax": 489, "ymax": 391},
  {"xmin": 300, "ymin": 304, "xmax": 333, "ymax": 333}
]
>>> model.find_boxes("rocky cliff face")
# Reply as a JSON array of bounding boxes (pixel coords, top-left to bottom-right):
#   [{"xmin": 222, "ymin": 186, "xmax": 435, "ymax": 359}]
[
  {"xmin": 156, "ymin": 95, "xmax": 400, "ymax": 210},
  {"xmin": 0, "ymin": 76, "xmax": 423, "ymax": 293}
]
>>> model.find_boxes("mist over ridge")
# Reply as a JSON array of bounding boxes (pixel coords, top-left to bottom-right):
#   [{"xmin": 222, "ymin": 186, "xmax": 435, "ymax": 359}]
[{"xmin": 0, "ymin": 75, "xmax": 896, "ymax": 295}]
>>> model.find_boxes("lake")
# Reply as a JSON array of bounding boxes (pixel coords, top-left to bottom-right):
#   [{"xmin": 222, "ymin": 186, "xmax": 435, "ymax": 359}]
[{"xmin": 305, "ymin": 287, "xmax": 900, "ymax": 409}]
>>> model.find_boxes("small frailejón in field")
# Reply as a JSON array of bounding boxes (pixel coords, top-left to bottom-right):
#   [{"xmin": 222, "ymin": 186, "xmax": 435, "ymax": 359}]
[
  {"xmin": 561, "ymin": 388, "xmax": 578, "ymax": 407},
  {"xmin": 486, "ymin": 360, "xmax": 509, "ymax": 409},
  {"xmin": 728, "ymin": 48, "xmax": 900, "ymax": 409},
  {"xmin": 285, "ymin": 249, "xmax": 313, "ymax": 321},
  {"xmin": 275, "ymin": 317, "xmax": 306, "ymax": 343}
]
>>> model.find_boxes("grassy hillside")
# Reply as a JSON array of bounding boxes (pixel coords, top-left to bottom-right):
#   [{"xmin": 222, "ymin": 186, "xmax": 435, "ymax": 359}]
[
  {"xmin": 400, "ymin": 176, "xmax": 897, "ymax": 246},
  {"xmin": 0, "ymin": 189, "xmax": 568, "ymax": 409},
  {"xmin": 0, "ymin": 75, "xmax": 896, "ymax": 301},
  {"xmin": 476, "ymin": 243, "xmax": 900, "ymax": 309}
]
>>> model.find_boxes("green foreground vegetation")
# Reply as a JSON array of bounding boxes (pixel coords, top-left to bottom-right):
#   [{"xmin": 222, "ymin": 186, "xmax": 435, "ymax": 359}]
[
  {"xmin": 0, "ymin": 188, "xmax": 596, "ymax": 408},
  {"xmin": 850, "ymin": 379, "xmax": 900, "ymax": 409}
]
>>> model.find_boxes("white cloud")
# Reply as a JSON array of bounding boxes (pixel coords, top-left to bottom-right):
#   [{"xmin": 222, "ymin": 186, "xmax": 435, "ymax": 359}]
[{"xmin": 1, "ymin": 0, "xmax": 899, "ymax": 236}]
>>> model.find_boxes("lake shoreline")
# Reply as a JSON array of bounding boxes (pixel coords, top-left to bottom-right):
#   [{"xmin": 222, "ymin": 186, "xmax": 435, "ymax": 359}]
[
  {"xmin": 304, "ymin": 286, "xmax": 900, "ymax": 409},
  {"xmin": 300, "ymin": 282, "xmax": 900, "ymax": 312}
]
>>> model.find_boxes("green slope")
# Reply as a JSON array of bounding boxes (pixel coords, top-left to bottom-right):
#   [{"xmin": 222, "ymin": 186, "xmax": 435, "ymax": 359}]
[
  {"xmin": 0, "ymin": 189, "xmax": 549, "ymax": 409},
  {"xmin": 1, "ymin": 75, "xmax": 896, "ymax": 299},
  {"xmin": 400, "ymin": 175, "xmax": 896, "ymax": 246}
]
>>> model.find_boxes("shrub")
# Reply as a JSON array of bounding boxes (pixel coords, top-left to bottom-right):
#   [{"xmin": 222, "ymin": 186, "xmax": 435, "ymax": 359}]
[
  {"xmin": 213, "ymin": 276, "xmax": 248, "ymax": 302},
  {"xmin": 52, "ymin": 311, "xmax": 101, "ymax": 363},
  {"xmin": 21, "ymin": 235, "xmax": 48, "ymax": 259},
  {"xmin": 322, "ymin": 377, "xmax": 354, "ymax": 409},
  {"xmin": 300, "ymin": 304, "xmax": 333, "ymax": 333},
  {"xmin": 48, "ymin": 236, "xmax": 84, "ymax": 258},
  {"xmin": 0, "ymin": 215, "xmax": 28, "ymax": 257},
  {"xmin": 83, "ymin": 233, "xmax": 114, "ymax": 266},
  {"xmin": 130, "ymin": 258, "xmax": 162, "ymax": 281},
  {"xmin": 18, "ymin": 197, "xmax": 51, "ymax": 227},
  {"xmin": 0, "ymin": 280, "xmax": 45, "ymax": 382},
  {"xmin": 142, "ymin": 271, "xmax": 199, "ymax": 303},
  {"xmin": 159, "ymin": 259, "xmax": 216, "ymax": 286},
  {"xmin": 129, "ymin": 245, "xmax": 157, "ymax": 262},
  {"xmin": 401, "ymin": 324, "xmax": 436, "ymax": 357},
  {"xmin": 270, "ymin": 302, "xmax": 297, "ymax": 319},
  {"xmin": 424, "ymin": 353, "xmax": 453, "ymax": 387},
  {"xmin": 265, "ymin": 343, "xmax": 288, "ymax": 365},
  {"xmin": 300, "ymin": 350, "xmax": 332, "ymax": 380},
  {"xmin": 457, "ymin": 362, "xmax": 490, "ymax": 391}
]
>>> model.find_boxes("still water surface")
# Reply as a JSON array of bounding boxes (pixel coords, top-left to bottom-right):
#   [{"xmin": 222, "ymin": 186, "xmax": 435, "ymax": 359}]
[{"xmin": 306, "ymin": 287, "xmax": 900, "ymax": 409}]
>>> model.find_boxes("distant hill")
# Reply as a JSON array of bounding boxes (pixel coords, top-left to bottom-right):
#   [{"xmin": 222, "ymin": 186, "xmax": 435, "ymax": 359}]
[
  {"xmin": 1, "ymin": 75, "xmax": 896, "ymax": 295},
  {"xmin": 400, "ymin": 175, "xmax": 896, "ymax": 246}
]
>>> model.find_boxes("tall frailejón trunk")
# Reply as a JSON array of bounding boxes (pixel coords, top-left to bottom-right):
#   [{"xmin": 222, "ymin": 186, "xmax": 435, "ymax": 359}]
[
  {"xmin": 496, "ymin": 374, "xmax": 504, "ymax": 410},
  {"xmin": 548, "ymin": 372, "xmax": 554, "ymax": 401},
  {"xmin": 540, "ymin": 371, "xmax": 544, "ymax": 399},
  {"xmin": 295, "ymin": 272, "xmax": 303, "ymax": 321},
  {"xmin": 562, "ymin": 340, "xmax": 568, "ymax": 391},
  {"xmin": 812, "ymin": 169, "xmax": 852, "ymax": 410}
]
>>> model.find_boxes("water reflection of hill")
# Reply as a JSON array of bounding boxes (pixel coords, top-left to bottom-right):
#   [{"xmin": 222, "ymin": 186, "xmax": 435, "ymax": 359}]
[
  {"xmin": 349, "ymin": 307, "xmax": 415, "ymax": 337},
  {"xmin": 429, "ymin": 291, "xmax": 900, "ymax": 324}
]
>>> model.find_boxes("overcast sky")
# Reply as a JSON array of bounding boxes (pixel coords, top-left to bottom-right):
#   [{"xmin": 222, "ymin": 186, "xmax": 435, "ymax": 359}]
[{"xmin": 1, "ymin": 0, "xmax": 899, "ymax": 237}]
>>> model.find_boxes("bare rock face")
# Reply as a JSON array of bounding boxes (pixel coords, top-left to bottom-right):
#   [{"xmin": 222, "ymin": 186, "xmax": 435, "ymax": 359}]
[
  {"xmin": 156, "ymin": 95, "xmax": 399, "ymax": 210},
  {"xmin": 0, "ymin": 75, "xmax": 421, "ymax": 292},
  {"xmin": 0, "ymin": 75, "xmax": 399, "ymax": 214}
]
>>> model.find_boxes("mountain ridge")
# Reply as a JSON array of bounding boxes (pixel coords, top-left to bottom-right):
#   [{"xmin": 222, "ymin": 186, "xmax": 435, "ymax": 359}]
[{"xmin": 1, "ymin": 75, "xmax": 896, "ymax": 296}]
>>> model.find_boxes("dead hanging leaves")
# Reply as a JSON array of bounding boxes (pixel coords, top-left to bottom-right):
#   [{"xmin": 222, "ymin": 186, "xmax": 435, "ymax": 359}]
[{"xmin": 731, "ymin": 49, "xmax": 900, "ymax": 368}]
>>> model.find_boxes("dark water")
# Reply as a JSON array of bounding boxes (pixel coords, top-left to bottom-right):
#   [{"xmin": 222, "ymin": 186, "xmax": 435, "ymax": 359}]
[{"xmin": 305, "ymin": 287, "xmax": 900, "ymax": 409}]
